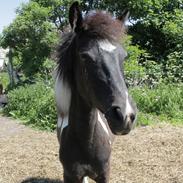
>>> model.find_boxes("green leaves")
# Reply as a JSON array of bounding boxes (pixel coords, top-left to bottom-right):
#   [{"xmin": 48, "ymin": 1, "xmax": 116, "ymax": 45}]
[
  {"xmin": 1, "ymin": 0, "xmax": 183, "ymax": 83},
  {"xmin": 130, "ymin": 84, "xmax": 183, "ymax": 121},
  {"xmin": 93, "ymin": 0, "xmax": 183, "ymax": 83},
  {"xmin": 0, "ymin": 1, "xmax": 58, "ymax": 77},
  {"xmin": 3, "ymin": 82, "xmax": 57, "ymax": 131}
]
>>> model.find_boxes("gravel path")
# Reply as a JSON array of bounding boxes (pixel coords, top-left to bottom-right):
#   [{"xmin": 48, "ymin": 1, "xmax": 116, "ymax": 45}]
[{"xmin": 0, "ymin": 116, "xmax": 183, "ymax": 183}]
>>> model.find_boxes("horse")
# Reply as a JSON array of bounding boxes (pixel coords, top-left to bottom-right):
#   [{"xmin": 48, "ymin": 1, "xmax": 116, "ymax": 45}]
[{"xmin": 55, "ymin": 2, "xmax": 137, "ymax": 183}]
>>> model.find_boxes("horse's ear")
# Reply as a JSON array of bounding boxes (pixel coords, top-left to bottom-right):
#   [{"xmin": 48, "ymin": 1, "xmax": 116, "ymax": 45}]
[
  {"xmin": 69, "ymin": 1, "xmax": 83, "ymax": 33},
  {"xmin": 118, "ymin": 9, "xmax": 129, "ymax": 23}
]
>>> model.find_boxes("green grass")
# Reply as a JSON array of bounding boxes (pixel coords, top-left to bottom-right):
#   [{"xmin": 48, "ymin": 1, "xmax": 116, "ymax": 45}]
[
  {"xmin": 136, "ymin": 112, "xmax": 183, "ymax": 127},
  {"xmin": 130, "ymin": 84, "xmax": 183, "ymax": 126}
]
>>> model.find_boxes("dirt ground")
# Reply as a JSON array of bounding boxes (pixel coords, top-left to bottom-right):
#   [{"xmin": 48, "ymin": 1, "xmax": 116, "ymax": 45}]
[{"xmin": 0, "ymin": 116, "xmax": 183, "ymax": 183}]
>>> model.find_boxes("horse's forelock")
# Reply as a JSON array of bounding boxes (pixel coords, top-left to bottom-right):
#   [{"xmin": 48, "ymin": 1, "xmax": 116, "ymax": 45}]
[{"xmin": 83, "ymin": 11, "xmax": 126, "ymax": 42}]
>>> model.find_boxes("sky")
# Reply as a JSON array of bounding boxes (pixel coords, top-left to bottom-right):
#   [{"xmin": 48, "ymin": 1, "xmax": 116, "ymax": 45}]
[{"xmin": 0, "ymin": 0, "xmax": 29, "ymax": 34}]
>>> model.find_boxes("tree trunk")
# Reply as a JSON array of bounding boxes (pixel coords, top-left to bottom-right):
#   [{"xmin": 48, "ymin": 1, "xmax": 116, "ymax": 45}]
[{"xmin": 7, "ymin": 48, "xmax": 15, "ymax": 88}]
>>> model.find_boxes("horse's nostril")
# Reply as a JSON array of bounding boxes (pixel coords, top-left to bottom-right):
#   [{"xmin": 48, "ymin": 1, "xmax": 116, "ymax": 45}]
[
  {"xmin": 115, "ymin": 107, "xmax": 124, "ymax": 121},
  {"xmin": 129, "ymin": 113, "xmax": 136, "ymax": 122},
  {"xmin": 105, "ymin": 106, "xmax": 124, "ymax": 122}
]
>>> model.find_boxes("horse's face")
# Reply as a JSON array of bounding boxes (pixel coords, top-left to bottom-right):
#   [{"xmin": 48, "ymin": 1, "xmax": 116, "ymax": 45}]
[
  {"xmin": 70, "ymin": 2, "xmax": 137, "ymax": 135},
  {"xmin": 74, "ymin": 38, "xmax": 136, "ymax": 135}
]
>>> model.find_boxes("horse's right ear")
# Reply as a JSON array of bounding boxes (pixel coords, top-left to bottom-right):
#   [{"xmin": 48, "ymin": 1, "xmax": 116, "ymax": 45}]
[{"xmin": 69, "ymin": 1, "xmax": 83, "ymax": 33}]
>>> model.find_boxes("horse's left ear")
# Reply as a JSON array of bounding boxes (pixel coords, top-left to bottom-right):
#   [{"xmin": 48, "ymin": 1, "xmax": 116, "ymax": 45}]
[
  {"xmin": 118, "ymin": 9, "xmax": 129, "ymax": 23},
  {"xmin": 69, "ymin": 1, "xmax": 83, "ymax": 33}
]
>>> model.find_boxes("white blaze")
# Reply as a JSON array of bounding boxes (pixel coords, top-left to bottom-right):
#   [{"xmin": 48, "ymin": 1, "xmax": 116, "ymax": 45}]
[{"xmin": 98, "ymin": 40, "xmax": 116, "ymax": 52}]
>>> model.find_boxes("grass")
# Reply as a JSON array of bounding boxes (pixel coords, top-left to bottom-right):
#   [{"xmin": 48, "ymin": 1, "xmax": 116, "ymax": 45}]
[
  {"xmin": 136, "ymin": 112, "xmax": 183, "ymax": 128},
  {"xmin": 130, "ymin": 83, "xmax": 183, "ymax": 126}
]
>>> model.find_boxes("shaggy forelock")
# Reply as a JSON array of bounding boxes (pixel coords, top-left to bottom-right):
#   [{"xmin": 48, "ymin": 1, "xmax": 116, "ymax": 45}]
[{"xmin": 83, "ymin": 11, "xmax": 126, "ymax": 42}]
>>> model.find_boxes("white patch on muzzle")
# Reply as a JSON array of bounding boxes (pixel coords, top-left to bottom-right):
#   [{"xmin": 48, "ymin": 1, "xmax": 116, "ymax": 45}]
[
  {"xmin": 98, "ymin": 40, "xmax": 116, "ymax": 52},
  {"xmin": 125, "ymin": 91, "xmax": 133, "ymax": 115}
]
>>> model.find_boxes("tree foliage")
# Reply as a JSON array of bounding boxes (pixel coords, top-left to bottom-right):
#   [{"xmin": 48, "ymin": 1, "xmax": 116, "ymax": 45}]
[
  {"xmin": 0, "ymin": 0, "xmax": 183, "ymax": 82},
  {"xmin": 31, "ymin": 0, "xmax": 79, "ymax": 31},
  {"xmin": 97, "ymin": 0, "xmax": 183, "ymax": 82},
  {"xmin": 1, "ymin": 1, "xmax": 58, "ymax": 77}
]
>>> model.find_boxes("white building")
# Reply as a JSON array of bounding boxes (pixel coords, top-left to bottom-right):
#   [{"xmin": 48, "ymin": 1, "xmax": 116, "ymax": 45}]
[{"xmin": 0, "ymin": 48, "xmax": 9, "ymax": 71}]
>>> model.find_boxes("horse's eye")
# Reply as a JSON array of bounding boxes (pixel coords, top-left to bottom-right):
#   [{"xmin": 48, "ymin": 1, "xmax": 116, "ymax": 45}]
[
  {"xmin": 80, "ymin": 53, "xmax": 89, "ymax": 60},
  {"xmin": 80, "ymin": 53, "xmax": 94, "ymax": 63}
]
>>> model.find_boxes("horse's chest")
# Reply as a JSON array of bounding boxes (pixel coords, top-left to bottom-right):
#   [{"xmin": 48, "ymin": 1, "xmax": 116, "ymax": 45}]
[{"xmin": 60, "ymin": 137, "xmax": 110, "ymax": 180}]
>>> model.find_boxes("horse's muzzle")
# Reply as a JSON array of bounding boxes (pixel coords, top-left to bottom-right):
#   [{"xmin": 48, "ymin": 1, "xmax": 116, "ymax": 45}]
[{"xmin": 105, "ymin": 106, "xmax": 136, "ymax": 135}]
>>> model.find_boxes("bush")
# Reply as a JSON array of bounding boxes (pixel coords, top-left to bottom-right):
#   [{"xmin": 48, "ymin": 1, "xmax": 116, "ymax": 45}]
[
  {"xmin": 124, "ymin": 36, "xmax": 164, "ymax": 88},
  {"xmin": 124, "ymin": 36, "xmax": 146, "ymax": 87},
  {"xmin": 3, "ymin": 82, "xmax": 57, "ymax": 131},
  {"xmin": 0, "ymin": 72, "xmax": 9, "ymax": 90},
  {"xmin": 164, "ymin": 51, "xmax": 183, "ymax": 83},
  {"xmin": 130, "ymin": 84, "xmax": 183, "ymax": 122}
]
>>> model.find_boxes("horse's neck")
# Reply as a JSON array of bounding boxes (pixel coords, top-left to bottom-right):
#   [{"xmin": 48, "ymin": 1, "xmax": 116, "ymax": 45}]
[
  {"xmin": 69, "ymin": 91, "xmax": 113, "ymax": 147},
  {"xmin": 69, "ymin": 92, "xmax": 97, "ymax": 142}
]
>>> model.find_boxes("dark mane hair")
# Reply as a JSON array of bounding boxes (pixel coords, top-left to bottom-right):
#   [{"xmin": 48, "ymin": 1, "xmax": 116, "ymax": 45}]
[
  {"xmin": 83, "ymin": 11, "xmax": 126, "ymax": 42},
  {"xmin": 56, "ymin": 11, "xmax": 126, "ymax": 83},
  {"xmin": 56, "ymin": 32, "xmax": 75, "ymax": 84}
]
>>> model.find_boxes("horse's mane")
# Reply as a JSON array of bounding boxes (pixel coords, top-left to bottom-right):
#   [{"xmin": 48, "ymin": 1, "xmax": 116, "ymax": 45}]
[
  {"xmin": 56, "ymin": 32, "xmax": 74, "ymax": 83},
  {"xmin": 56, "ymin": 11, "xmax": 126, "ymax": 83},
  {"xmin": 83, "ymin": 11, "xmax": 125, "ymax": 42}
]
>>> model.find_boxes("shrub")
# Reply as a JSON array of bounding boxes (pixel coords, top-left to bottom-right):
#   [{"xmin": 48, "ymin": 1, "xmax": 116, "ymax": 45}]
[
  {"xmin": 130, "ymin": 84, "xmax": 183, "ymax": 122},
  {"xmin": 164, "ymin": 51, "xmax": 183, "ymax": 83},
  {"xmin": 124, "ymin": 36, "xmax": 146, "ymax": 87},
  {"xmin": 3, "ymin": 82, "xmax": 57, "ymax": 131},
  {"xmin": 124, "ymin": 36, "xmax": 164, "ymax": 88},
  {"xmin": 0, "ymin": 72, "xmax": 9, "ymax": 90},
  {"xmin": 143, "ymin": 61, "xmax": 163, "ymax": 87}
]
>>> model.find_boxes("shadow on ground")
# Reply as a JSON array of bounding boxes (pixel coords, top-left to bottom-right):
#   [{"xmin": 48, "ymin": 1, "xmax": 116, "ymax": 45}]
[{"xmin": 20, "ymin": 177, "xmax": 63, "ymax": 183}]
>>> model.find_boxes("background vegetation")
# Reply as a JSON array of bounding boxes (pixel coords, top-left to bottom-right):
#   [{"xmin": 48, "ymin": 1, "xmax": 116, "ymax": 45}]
[{"xmin": 0, "ymin": 0, "xmax": 182, "ymax": 130}]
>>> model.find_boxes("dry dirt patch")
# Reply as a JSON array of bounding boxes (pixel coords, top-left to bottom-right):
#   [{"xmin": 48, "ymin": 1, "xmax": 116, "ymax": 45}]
[{"xmin": 0, "ymin": 116, "xmax": 183, "ymax": 183}]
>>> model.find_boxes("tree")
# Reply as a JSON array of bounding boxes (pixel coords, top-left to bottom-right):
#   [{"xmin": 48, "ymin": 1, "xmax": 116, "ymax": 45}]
[
  {"xmin": 31, "ymin": 0, "xmax": 82, "ymax": 31},
  {"xmin": 1, "ymin": 0, "xmax": 182, "ymax": 82},
  {"xmin": 0, "ymin": 1, "xmax": 58, "ymax": 77},
  {"xmin": 95, "ymin": 0, "xmax": 183, "ymax": 82}
]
